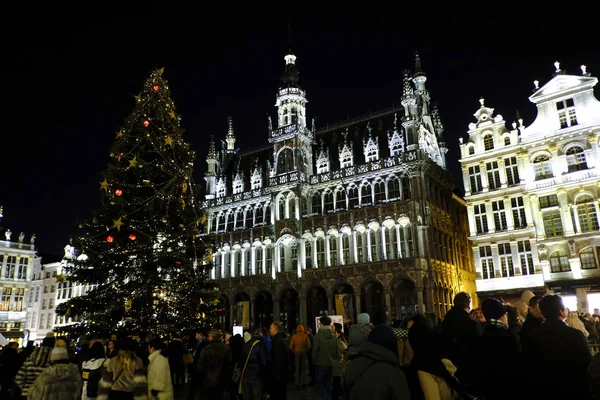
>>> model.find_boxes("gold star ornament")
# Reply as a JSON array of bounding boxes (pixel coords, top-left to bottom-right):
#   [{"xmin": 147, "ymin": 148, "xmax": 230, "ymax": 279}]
[
  {"xmin": 100, "ymin": 179, "xmax": 110, "ymax": 191},
  {"xmin": 164, "ymin": 135, "xmax": 173, "ymax": 146},
  {"xmin": 168, "ymin": 110, "xmax": 176, "ymax": 119},
  {"xmin": 129, "ymin": 156, "xmax": 138, "ymax": 168},
  {"xmin": 116, "ymin": 130, "xmax": 123, "ymax": 138},
  {"xmin": 112, "ymin": 216, "xmax": 124, "ymax": 231},
  {"xmin": 135, "ymin": 94, "xmax": 141, "ymax": 102}
]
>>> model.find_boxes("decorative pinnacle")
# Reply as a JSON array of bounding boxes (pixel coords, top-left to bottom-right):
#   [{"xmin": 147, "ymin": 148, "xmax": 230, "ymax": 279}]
[
  {"xmin": 414, "ymin": 51, "xmax": 425, "ymax": 77},
  {"xmin": 581, "ymin": 65, "xmax": 587, "ymax": 75},
  {"xmin": 207, "ymin": 139, "xmax": 216, "ymax": 160},
  {"xmin": 554, "ymin": 61, "xmax": 561, "ymax": 73},
  {"xmin": 401, "ymin": 70, "xmax": 414, "ymax": 100},
  {"xmin": 479, "ymin": 97, "xmax": 485, "ymax": 107},
  {"xmin": 534, "ymin": 80, "xmax": 539, "ymax": 89},
  {"xmin": 227, "ymin": 116, "xmax": 234, "ymax": 137}
]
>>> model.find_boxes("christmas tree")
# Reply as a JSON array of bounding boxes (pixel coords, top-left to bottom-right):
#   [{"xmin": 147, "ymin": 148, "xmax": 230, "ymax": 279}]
[{"xmin": 55, "ymin": 68, "xmax": 216, "ymax": 339}]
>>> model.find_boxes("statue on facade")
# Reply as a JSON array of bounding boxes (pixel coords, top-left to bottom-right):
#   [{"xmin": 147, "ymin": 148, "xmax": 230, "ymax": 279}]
[
  {"xmin": 30, "ymin": 233, "xmax": 36, "ymax": 245},
  {"xmin": 268, "ymin": 115, "xmax": 272, "ymax": 131},
  {"xmin": 5, "ymin": 229, "xmax": 11, "ymax": 241},
  {"xmin": 18, "ymin": 232, "xmax": 25, "ymax": 243}
]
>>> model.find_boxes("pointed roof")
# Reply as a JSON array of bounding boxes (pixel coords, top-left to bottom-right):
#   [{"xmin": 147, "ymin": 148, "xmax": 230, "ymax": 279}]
[
  {"xmin": 281, "ymin": 51, "xmax": 300, "ymax": 89},
  {"xmin": 529, "ymin": 74, "xmax": 598, "ymax": 103}
]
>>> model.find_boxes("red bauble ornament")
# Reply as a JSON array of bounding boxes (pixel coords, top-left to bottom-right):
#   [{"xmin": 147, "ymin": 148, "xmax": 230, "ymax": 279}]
[
  {"xmin": 129, "ymin": 234, "xmax": 137, "ymax": 241},
  {"xmin": 115, "ymin": 189, "xmax": 123, "ymax": 196},
  {"xmin": 143, "ymin": 120, "xmax": 150, "ymax": 127},
  {"xmin": 153, "ymin": 85, "xmax": 160, "ymax": 91},
  {"xmin": 106, "ymin": 235, "xmax": 114, "ymax": 243}
]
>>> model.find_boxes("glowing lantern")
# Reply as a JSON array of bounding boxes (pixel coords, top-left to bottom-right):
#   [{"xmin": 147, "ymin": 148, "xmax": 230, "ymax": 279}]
[
  {"xmin": 129, "ymin": 234, "xmax": 137, "ymax": 241},
  {"xmin": 115, "ymin": 189, "xmax": 123, "ymax": 196},
  {"xmin": 143, "ymin": 120, "xmax": 150, "ymax": 127},
  {"xmin": 106, "ymin": 235, "xmax": 114, "ymax": 243},
  {"xmin": 153, "ymin": 85, "xmax": 159, "ymax": 91}
]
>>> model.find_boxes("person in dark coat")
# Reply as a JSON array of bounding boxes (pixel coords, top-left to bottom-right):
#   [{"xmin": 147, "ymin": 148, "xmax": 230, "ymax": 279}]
[
  {"xmin": 344, "ymin": 324, "xmax": 411, "ymax": 399},
  {"xmin": 167, "ymin": 334, "xmax": 186, "ymax": 391},
  {"xmin": 531, "ymin": 295, "xmax": 592, "ymax": 400},
  {"xmin": 196, "ymin": 329, "xmax": 232, "ymax": 400},
  {"xmin": 227, "ymin": 334, "xmax": 245, "ymax": 400},
  {"xmin": 0, "ymin": 342, "xmax": 21, "ymax": 398},
  {"xmin": 520, "ymin": 295, "xmax": 544, "ymax": 363},
  {"xmin": 237, "ymin": 328, "xmax": 268, "ymax": 400},
  {"xmin": 472, "ymin": 298, "xmax": 522, "ymax": 400},
  {"xmin": 439, "ymin": 292, "xmax": 482, "ymax": 387},
  {"xmin": 269, "ymin": 322, "xmax": 290, "ymax": 400}
]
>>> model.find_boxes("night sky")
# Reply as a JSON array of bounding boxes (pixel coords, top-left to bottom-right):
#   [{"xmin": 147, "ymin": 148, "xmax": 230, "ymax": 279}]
[{"xmin": 3, "ymin": 12, "xmax": 599, "ymax": 257}]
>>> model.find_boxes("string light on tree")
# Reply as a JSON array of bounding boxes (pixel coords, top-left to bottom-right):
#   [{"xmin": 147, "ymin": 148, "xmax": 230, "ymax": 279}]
[{"xmin": 54, "ymin": 66, "xmax": 217, "ymax": 338}]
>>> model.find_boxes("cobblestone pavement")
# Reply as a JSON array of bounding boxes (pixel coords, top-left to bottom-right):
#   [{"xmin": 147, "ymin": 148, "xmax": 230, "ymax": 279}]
[{"xmin": 174, "ymin": 382, "xmax": 318, "ymax": 399}]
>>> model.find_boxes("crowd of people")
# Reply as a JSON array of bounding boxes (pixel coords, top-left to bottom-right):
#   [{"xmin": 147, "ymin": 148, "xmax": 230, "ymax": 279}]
[{"xmin": 0, "ymin": 291, "xmax": 599, "ymax": 400}]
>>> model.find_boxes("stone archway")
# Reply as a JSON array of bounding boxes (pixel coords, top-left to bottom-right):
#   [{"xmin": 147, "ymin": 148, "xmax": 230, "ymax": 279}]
[
  {"xmin": 390, "ymin": 278, "xmax": 417, "ymax": 322},
  {"xmin": 306, "ymin": 286, "xmax": 328, "ymax": 332},
  {"xmin": 332, "ymin": 282, "xmax": 356, "ymax": 324},
  {"xmin": 217, "ymin": 293, "xmax": 230, "ymax": 330},
  {"xmin": 254, "ymin": 291, "xmax": 274, "ymax": 329},
  {"xmin": 361, "ymin": 280, "xmax": 385, "ymax": 325},
  {"xmin": 279, "ymin": 288, "xmax": 299, "ymax": 334},
  {"xmin": 233, "ymin": 292, "xmax": 251, "ymax": 329}
]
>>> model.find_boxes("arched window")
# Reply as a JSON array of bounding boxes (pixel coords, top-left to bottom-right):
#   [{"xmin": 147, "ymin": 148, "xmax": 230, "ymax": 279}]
[
  {"xmin": 361, "ymin": 184, "xmax": 372, "ymax": 205},
  {"xmin": 226, "ymin": 212, "xmax": 234, "ymax": 232},
  {"xmin": 264, "ymin": 204, "xmax": 271, "ymax": 224},
  {"xmin": 254, "ymin": 206, "xmax": 263, "ymax": 225},
  {"xmin": 468, "ymin": 146, "xmax": 475, "ymax": 155},
  {"xmin": 335, "ymin": 190, "xmax": 346, "ymax": 210},
  {"xmin": 566, "ymin": 146, "xmax": 587, "ymax": 172},
  {"xmin": 347, "ymin": 186, "xmax": 359, "ymax": 209},
  {"xmin": 316, "ymin": 238, "xmax": 325, "ymax": 267},
  {"xmin": 324, "ymin": 191, "xmax": 334, "ymax": 213},
  {"xmin": 402, "ymin": 176, "xmax": 411, "ymax": 199},
  {"xmin": 235, "ymin": 209, "xmax": 244, "ymax": 229},
  {"xmin": 217, "ymin": 214, "xmax": 225, "ymax": 232},
  {"xmin": 355, "ymin": 232, "xmax": 365, "ymax": 263},
  {"xmin": 388, "ymin": 177, "xmax": 401, "ymax": 199},
  {"xmin": 255, "ymin": 247, "xmax": 263, "ymax": 274},
  {"xmin": 342, "ymin": 234, "xmax": 350, "ymax": 265},
  {"xmin": 311, "ymin": 193, "xmax": 322, "ymax": 214},
  {"xmin": 277, "ymin": 148, "xmax": 294, "ymax": 174},
  {"xmin": 369, "ymin": 229, "xmax": 379, "ymax": 261},
  {"xmin": 550, "ymin": 251, "xmax": 570, "ymax": 273},
  {"xmin": 291, "ymin": 107, "xmax": 298, "ymax": 124},
  {"xmin": 483, "ymin": 134, "xmax": 494, "ymax": 151},
  {"xmin": 278, "ymin": 197, "xmax": 286, "ymax": 220},
  {"xmin": 374, "ymin": 180, "xmax": 386, "ymax": 202},
  {"xmin": 304, "ymin": 241, "xmax": 312, "ymax": 268},
  {"xmin": 533, "ymin": 155, "xmax": 553, "ymax": 180},
  {"xmin": 329, "ymin": 235, "xmax": 338, "ymax": 266},
  {"xmin": 504, "ymin": 136, "xmax": 511, "ymax": 146}
]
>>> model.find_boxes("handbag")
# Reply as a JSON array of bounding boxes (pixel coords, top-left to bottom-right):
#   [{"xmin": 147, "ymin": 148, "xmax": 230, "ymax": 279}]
[
  {"xmin": 237, "ymin": 340, "xmax": 261, "ymax": 394},
  {"xmin": 183, "ymin": 352, "xmax": 194, "ymax": 365}
]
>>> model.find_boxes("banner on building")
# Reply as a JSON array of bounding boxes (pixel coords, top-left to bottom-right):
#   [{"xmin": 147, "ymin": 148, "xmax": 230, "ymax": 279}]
[
  {"xmin": 335, "ymin": 293, "xmax": 353, "ymax": 323},
  {"xmin": 236, "ymin": 301, "xmax": 250, "ymax": 329}
]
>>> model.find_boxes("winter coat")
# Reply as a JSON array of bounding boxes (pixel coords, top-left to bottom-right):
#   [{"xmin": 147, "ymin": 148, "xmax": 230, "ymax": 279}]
[
  {"xmin": 238, "ymin": 335, "xmax": 268, "ymax": 380},
  {"xmin": 27, "ymin": 362, "xmax": 82, "ymax": 400},
  {"xmin": 417, "ymin": 358, "xmax": 458, "ymax": 400},
  {"xmin": 347, "ymin": 323, "xmax": 371, "ymax": 356},
  {"xmin": 81, "ymin": 357, "xmax": 108, "ymax": 400},
  {"xmin": 514, "ymin": 290, "xmax": 535, "ymax": 323},
  {"xmin": 198, "ymin": 341, "xmax": 232, "ymax": 389},
  {"xmin": 147, "ymin": 350, "xmax": 173, "ymax": 400},
  {"xmin": 312, "ymin": 326, "xmax": 338, "ymax": 367},
  {"xmin": 332, "ymin": 337, "xmax": 348, "ymax": 377},
  {"xmin": 14, "ymin": 346, "xmax": 52, "ymax": 397},
  {"xmin": 289, "ymin": 325, "xmax": 312, "ymax": 354},
  {"xmin": 344, "ymin": 340, "xmax": 411, "ymax": 400},
  {"xmin": 270, "ymin": 332, "xmax": 290, "ymax": 380},
  {"xmin": 97, "ymin": 355, "xmax": 147, "ymax": 400}
]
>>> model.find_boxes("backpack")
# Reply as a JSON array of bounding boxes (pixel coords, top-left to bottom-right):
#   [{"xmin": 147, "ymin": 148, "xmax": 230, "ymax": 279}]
[{"xmin": 83, "ymin": 362, "xmax": 106, "ymax": 398}]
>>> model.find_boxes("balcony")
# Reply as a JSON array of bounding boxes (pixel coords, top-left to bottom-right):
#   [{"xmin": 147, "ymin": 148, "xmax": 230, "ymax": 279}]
[
  {"xmin": 476, "ymin": 274, "xmax": 545, "ymax": 292},
  {"xmin": 269, "ymin": 123, "xmax": 313, "ymax": 140},
  {"xmin": 0, "ymin": 240, "xmax": 35, "ymax": 251},
  {"xmin": 562, "ymin": 167, "xmax": 597, "ymax": 183},
  {"xmin": 0, "ymin": 311, "xmax": 27, "ymax": 321}
]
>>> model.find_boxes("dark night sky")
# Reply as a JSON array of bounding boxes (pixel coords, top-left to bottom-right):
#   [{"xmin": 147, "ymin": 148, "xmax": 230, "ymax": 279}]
[{"xmin": 3, "ymin": 11, "xmax": 599, "ymax": 257}]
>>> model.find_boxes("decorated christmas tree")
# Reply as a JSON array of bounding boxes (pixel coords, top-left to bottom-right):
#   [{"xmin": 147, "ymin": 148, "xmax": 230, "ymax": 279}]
[{"xmin": 55, "ymin": 68, "xmax": 216, "ymax": 338}]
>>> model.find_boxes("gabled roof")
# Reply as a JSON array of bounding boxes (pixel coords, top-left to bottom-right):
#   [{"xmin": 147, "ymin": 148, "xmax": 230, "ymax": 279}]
[{"xmin": 529, "ymin": 74, "xmax": 598, "ymax": 103}]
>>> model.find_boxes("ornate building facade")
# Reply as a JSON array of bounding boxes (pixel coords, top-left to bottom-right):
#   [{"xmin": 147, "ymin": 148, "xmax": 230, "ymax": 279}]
[
  {"xmin": 459, "ymin": 63, "xmax": 600, "ymax": 311},
  {"xmin": 201, "ymin": 51, "xmax": 476, "ymax": 332}
]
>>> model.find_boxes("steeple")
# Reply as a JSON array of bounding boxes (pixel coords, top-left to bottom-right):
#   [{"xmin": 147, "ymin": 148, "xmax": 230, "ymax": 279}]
[
  {"xmin": 225, "ymin": 116, "xmax": 236, "ymax": 153},
  {"xmin": 204, "ymin": 137, "xmax": 218, "ymax": 199},
  {"xmin": 275, "ymin": 49, "xmax": 307, "ymax": 129}
]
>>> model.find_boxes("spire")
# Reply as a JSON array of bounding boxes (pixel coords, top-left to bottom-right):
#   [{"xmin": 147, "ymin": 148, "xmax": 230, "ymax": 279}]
[
  {"xmin": 401, "ymin": 70, "xmax": 414, "ymax": 102},
  {"xmin": 207, "ymin": 138, "xmax": 216, "ymax": 161},
  {"xmin": 281, "ymin": 23, "xmax": 300, "ymax": 89},
  {"xmin": 414, "ymin": 51, "xmax": 426, "ymax": 78},
  {"xmin": 225, "ymin": 116, "xmax": 236, "ymax": 153}
]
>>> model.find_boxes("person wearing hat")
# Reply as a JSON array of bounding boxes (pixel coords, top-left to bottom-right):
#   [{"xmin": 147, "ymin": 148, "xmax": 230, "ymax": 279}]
[
  {"xmin": 344, "ymin": 324, "xmax": 410, "ymax": 399},
  {"xmin": 15, "ymin": 334, "xmax": 55, "ymax": 397},
  {"xmin": 193, "ymin": 329, "xmax": 231, "ymax": 400},
  {"xmin": 472, "ymin": 298, "xmax": 522, "ymax": 400},
  {"xmin": 27, "ymin": 346, "xmax": 82, "ymax": 400},
  {"xmin": 347, "ymin": 313, "xmax": 372, "ymax": 358}
]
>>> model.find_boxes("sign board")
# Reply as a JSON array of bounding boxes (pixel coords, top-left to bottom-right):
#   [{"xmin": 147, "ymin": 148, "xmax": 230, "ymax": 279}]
[
  {"xmin": 315, "ymin": 315, "xmax": 344, "ymax": 333},
  {"xmin": 232, "ymin": 325, "xmax": 244, "ymax": 337}
]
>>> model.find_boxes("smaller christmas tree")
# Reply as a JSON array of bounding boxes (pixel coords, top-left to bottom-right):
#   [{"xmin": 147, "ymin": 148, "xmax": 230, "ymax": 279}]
[{"xmin": 55, "ymin": 68, "xmax": 217, "ymax": 339}]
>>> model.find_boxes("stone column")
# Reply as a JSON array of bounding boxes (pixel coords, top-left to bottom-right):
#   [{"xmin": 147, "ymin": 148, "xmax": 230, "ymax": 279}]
[
  {"xmin": 355, "ymin": 295, "xmax": 361, "ymax": 315},
  {"xmin": 230, "ymin": 302, "xmax": 235, "ymax": 329},
  {"xmin": 250, "ymin": 299, "xmax": 256, "ymax": 329},
  {"xmin": 385, "ymin": 293, "xmax": 392, "ymax": 323}
]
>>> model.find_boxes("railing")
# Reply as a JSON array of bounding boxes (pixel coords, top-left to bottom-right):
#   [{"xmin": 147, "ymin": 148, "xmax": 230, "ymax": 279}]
[
  {"xmin": 0, "ymin": 240, "xmax": 35, "ymax": 251},
  {"xmin": 270, "ymin": 123, "xmax": 313, "ymax": 139},
  {"xmin": 562, "ymin": 167, "xmax": 597, "ymax": 183},
  {"xmin": 475, "ymin": 274, "xmax": 545, "ymax": 292}
]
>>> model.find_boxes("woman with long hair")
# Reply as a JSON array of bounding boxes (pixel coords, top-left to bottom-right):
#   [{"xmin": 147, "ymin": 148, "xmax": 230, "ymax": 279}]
[{"xmin": 97, "ymin": 337, "xmax": 147, "ymax": 400}]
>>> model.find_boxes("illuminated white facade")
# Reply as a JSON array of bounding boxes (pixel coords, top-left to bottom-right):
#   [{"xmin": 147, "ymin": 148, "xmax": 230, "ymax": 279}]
[
  {"xmin": 201, "ymin": 52, "xmax": 476, "ymax": 332},
  {"xmin": 0, "ymin": 213, "xmax": 37, "ymax": 345},
  {"xmin": 459, "ymin": 63, "xmax": 600, "ymax": 311}
]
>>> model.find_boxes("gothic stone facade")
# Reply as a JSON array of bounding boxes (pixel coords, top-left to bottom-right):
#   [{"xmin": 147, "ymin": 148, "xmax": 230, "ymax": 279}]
[
  {"xmin": 459, "ymin": 63, "xmax": 600, "ymax": 311},
  {"xmin": 201, "ymin": 52, "xmax": 476, "ymax": 332}
]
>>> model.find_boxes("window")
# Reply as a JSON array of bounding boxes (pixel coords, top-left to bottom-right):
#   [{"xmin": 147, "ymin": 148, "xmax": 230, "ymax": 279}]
[
  {"xmin": 566, "ymin": 146, "xmax": 587, "ymax": 172},
  {"xmin": 254, "ymin": 206, "xmax": 263, "ymax": 225},
  {"xmin": 504, "ymin": 156, "xmax": 520, "ymax": 186},
  {"xmin": 316, "ymin": 239, "xmax": 325, "ymax": 267},
  {"xmin": 0, "ymin": 288, "xmax": 11, "ymax": 311},
  {"xmin": 557, "ymin": 98, "xmax": 577, "ymax": 129},
  {"xmin": 518, "ymin": 240, "xmax": 535, "ymax": 275},
  {"xmin": 492, "ymin": 200, "xmax": 507, "ymax": 231},
  {"xmin": 504, "ymin": 136, "xmax": 511, "ymax": 146},
  {"xmin": 402, "ymin": 176, "xmax": 411, "ymax": 199},
  {"xmin": 498, "ymin": 243, "xmax": 514, "ymax": 277},
  {"xmin": 511, "ymin": 197, "xmax": 527, "ymax": 229},
  {"xmin": 483, "ymin": 135, "xmax": 494, "ymax": 151},
  {"xmin": 480, "ymin": 246, "xmax": 494, "ymax": 279},
  {"xmin": 323, "ymin": 191, "xmax": 334, "ymax": 213},
  {"xmin": 543, "ymin": 210, "xmax": 563, "ymax": 237},
  {"xmin": 251, "ymin": 176, "xmax": 262, "ymax": 190},
  {"xmin": 255, "ymin": 247, "xmax": 263, "ymax": 274},
  {"xmin": 311, "ymin": 194, "xmax": 322, "ymax": 215},
  {"xmin": 469, "ymin": 166, "xmax": 483, "ymax": 193},
  {"xmin": 369, "ymin": 230, "xmax": 379, "ymax": 261},
  {"xmin": 374, "ymin": 180, "xmax": 386, "ymax": 203},
  {"xmin": 329, "ymin": 236, "xmax": 338, "ymax": 266},
  {"xmin": 335, "ymin": 190, "xmax": 346, "ymax": 210},
  {"xmin": 468, "ymin": 146, "xmax": 475, "ymax": 155},
  {"xmin": 347, "ymin": 186, "xmax": 359, "ymax": 209},
  {"xmin": 550, "ymin": 251, "xmax": 570, "ymax": 272},
  {"xmin": 474, "ymin": 204, "xmax": 488, "ymax": 234},
  {"xmin": 388, "ymin": 177, "xmax": 400, "ymax": 199},
  {"xmin": 17, "ymin": 258, "xmax": 28, "ymax": 280},
  {"xmin": 235, "ymin": 209, "xmax": 244, "ymax": 229},
  {"xmin": 226, "ymin": 213, "xmax": 234, "ymax": 232},
  {"xmin": 356, "ymin": 232, "xmax": 365, "ymax": 263},
  {"xmin": 277, "ymin": 148, "xmax": 294, "ymax": 174},
  {"xmin": 539, "ymin": 194, "xmax": 559, "ymax": 208},
  {"xmin": 360, "ymin": 184, "xmax": 372, "ymax": 205},
  {"xmin": 304, "ymin": 242, "xmax": 312, "ymax": 268},
  {"xmin": 576, "ymin": 194, "xmax": 599, "ymax": 233},
  {"xmin": 5, "ymin": 256, "xmax": 16, "ymax": 279},
  {"xmin": 486, "ymin": 161, "xmax": 501, "ymax": 190},
  {"xmin": 533, "ymin": 155, "xmax": 553, "ymax": 180},
  {"xmin": 342, "ymin": 235, "xmax": 350, "ymax": 265},
  {"xmin": 580, "ymin": 247, "xmax": 598, "ymax": 270}
]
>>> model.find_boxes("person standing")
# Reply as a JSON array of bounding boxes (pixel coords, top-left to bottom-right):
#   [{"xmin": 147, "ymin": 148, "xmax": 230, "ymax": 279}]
[
  {"xmin": 269, "ymin": 322, "xmax": 290, "ymax": 400},
  {"xmin": 147, "ymin": 338, "xmax": 173, "ymax": 400},
  {"xmin": 289, "ymin": 324, "xmax": 312, "ymax": 388},
  {"xmin": 312, "ymin": 316, "xmax": 339, "ymax": 400}
]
